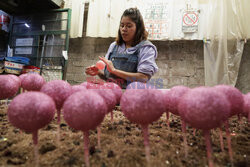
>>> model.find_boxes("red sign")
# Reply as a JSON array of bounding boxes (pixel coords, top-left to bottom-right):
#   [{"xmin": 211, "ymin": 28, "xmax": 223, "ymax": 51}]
[
  {"xmin": 183, "ymin": 12, "xmax": 198, "ymax": 26},
  {"xmin": 0, "ymin": 15, "xmax": 10, "ymax": 24}
]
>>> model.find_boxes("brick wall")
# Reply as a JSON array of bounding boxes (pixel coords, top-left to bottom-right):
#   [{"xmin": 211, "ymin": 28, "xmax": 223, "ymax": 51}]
[
  {"xmin": 153, "ymin": 40, "xmax": 204, "ymax": 88},
  {"xmin": 67, "ymin": 37, "xmax": 114, "ymax": 84}
]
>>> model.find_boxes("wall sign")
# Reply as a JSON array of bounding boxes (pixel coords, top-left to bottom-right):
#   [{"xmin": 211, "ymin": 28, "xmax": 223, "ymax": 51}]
[
  {"xmin": 143, "ymin": 1, "xmax": 169, "ymax": 40},
  {"xmin": 16, "ymin": 38, "xmax": 33, "ymax": 46},
  {"xmin": 182, "ymin": 11, "xmax": 199, "ymax": 33},
  {"xmin": 15, "ymin": 38, "xmax": 33, "ymax": 54}
]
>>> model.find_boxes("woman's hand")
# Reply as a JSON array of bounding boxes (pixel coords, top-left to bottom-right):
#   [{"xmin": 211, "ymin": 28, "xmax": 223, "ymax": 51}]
[
  {"xmin": 98, "ymin": 56, "xmax": 149, "ymax": 82},
  {"xmin": 85, "ymin": 65, "xmax": 99, "ymax": 76},
  {"xmin": 99, "ymin": 56, "xmax": 116, "ymax": 73}
]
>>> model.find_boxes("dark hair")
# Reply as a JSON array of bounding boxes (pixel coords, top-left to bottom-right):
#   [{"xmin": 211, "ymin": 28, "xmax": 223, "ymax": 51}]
[{"xmin": 115, "ymin": 8, "xmax": 148, "ymax": 46}]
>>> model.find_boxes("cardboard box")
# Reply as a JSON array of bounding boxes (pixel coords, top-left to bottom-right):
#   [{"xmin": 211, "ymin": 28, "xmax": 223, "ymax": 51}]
[
  {"xmin": 22, "ymin": 65, "xmax": 40, "ymax": 74},
  {"xmin": 0, "ymin": 60, "xmax": 3, "ymax": 73},
  {"xmin": 0, "ymin": 68, "xmax": 4, "ymax": 73},
  {"xmin": 4, "ymin": 61, "xmax": 24, "ymax": 74}
]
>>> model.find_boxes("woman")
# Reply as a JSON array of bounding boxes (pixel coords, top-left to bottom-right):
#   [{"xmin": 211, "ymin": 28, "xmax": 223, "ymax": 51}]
[{"xmin": 85, "ymin": 8, "xmax": 158, "ymax": 88}]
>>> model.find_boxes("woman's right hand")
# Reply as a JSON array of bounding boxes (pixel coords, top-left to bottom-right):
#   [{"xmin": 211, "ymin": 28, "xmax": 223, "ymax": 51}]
[{"xmin": 85, "ymin": 65, "xmax": 99, "ymax": 76}]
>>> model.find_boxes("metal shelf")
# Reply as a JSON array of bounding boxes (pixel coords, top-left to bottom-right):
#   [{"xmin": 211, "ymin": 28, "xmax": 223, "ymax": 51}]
[
  {"xmin": 8, "ymin": 8, "xmax": 71, "ymax": 80},
  {"xmin": 12, "ymin": 30, "xmax": 68, "ymax": 36},
  {"xmin": 12, "ymin": 19, "xmax": 68, "ymax": 25},
  {"xmin": 11, "ymin": 45, "xmax": 65, "ymax": 48}
]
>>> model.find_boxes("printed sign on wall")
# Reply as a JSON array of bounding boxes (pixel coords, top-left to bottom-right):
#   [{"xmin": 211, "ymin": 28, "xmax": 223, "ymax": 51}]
[
  {"xmin": 15, "ymin": 38, "xmax": 33, "ymax": 54},
  {"xmin": 143, "ymin": 1, "xmax": 169, "ymax": 40},
  {"xmin": 182, "ymin": 11, "xmax": 199, "ymax": 33}
]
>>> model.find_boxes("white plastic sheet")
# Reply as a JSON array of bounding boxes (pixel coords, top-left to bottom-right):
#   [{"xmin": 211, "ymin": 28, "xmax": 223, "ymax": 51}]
[
  {"xmin": 86, "ymin": 0, "xmax": 210, "ymax": 40},
  {"xmin": 86, "ymin": 0, "xmax": 250, "ymax": 39},
  {"xmin": 204, "ymin": 40, "xmax": 245, "ymax": 86},
  {"xmin": 64, "ymin": 0, "xmax": 85, "ymax": 38},
  {"xmin": 86, "ymin": 0, "xmax": 138, "ymax": 37},
  {"xmin": 204, "ymin": 0, "xmax": 250, "ymax": 86}
]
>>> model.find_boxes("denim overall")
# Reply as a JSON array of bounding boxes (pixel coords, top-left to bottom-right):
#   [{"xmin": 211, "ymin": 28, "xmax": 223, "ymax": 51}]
[{"xmin": 104, "ymin": 40, "xmax": 153, "ymax": 89}]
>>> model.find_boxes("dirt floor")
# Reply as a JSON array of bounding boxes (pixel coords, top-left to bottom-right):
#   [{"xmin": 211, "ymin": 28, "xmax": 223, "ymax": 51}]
[{"xmin": 0, "ymin": 103, "xmax": 249, "ymax": 167}]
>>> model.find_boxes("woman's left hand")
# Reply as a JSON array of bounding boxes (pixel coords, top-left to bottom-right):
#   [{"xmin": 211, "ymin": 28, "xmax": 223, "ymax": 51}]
[{"xmin": 99, "ymin": 56, "xmax": 116, "ymax": 73}]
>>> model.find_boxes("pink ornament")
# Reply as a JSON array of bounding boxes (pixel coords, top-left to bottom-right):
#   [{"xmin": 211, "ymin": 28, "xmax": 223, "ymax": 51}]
[
  {"xmin": 121, "ymin": 88, "xmax": 165, "ymax": 125},
  {"xmin": 103, "ymin": 82, "xmax": 123, "ymax": 104},
  {"xmin": 126, "ymin": 81, "xmax": 156, "ymax": 89},
  {"xmin": 164, "ymin": 85, "xmax": 190, "ymax": 157},
  {"xmin": 90, "ymin": 89, "xmax": 116, "ymax": 114},
  {"xmin": 85, "ymin": 82, "xmax": 104, "ymax": 89},
  {"xmin": 0, "ymin": 75, "xmax": 20, "ymax": 100},
  {"xmin": 7, "ymin": 91, "xmax": 55, "ymax": 166},
  {"xmin": 165, "ymin": 85, "xmax": 190, "ymax": 116},
  {"xmin": 121, "ymin": 82, "xmax": 165, "ymax": 163},
  {"xmin": 21, "ymin": 73, "xmax": 45, "ymax": 91},
  {"xmin": 71, "ymin": 85, "xmax": 87, "ymax": 95},
  {"xmin": 213, "ymin": 85, "xmax": 242, "ymax": 164},
  {"xmin": 213, "ymin": 85, "xmax": 243, "ymax": 163},
  {"xmin": 214, "ymin": 85, "xmax": 244, "ymax": 117},
  {"xmin": 178, "ymin": 87, "xmax": 230, "ymax": 130},
  {"xmin": 40, "ymin": 80, "xmax": 72, "ymax": 142},
  {"xmin": 88, "ymin": 86, "xmax": 116, "ymax": 149},
  {"xmin": 63, "ymin": 91, "xmax": 106, "ymax": 131},
  {"xmin": 8, "ymin": 92, "xmax": 56, "ymax": 133},
  {"xmin": 95, "ymin": 60, "xmax": 105, "ymax": 70},
  {"xmin": 40, "ymin": 80, "xmax": 72, "ymax": 111},
  {"xmin": 178, "ymin": 87, "xmax": 231, "ymax": 167},
  {"xmin": 80, "ymin": 82, "xmax": 88, "ymax": 88},
  {"xmin": 83, "ymin": 82, "xmax": 96, "ymax": 89},
  {"xmin": 19, "ymin": 73, "xmax": 28, "ymax": 81},
  {"xmin": 63, "ymin": 91, "xmax": 106, "ymax": 167},
  {"xmin": 8, "ymin": 74, "xmax": 21, "ymax": 87},
  {"xmin": 89, "ymin": 87, "xmax": 116, "ymax": 149}
]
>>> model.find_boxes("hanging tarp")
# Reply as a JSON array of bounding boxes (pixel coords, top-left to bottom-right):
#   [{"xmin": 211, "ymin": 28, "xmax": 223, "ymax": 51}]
[
  {"xmin": 86, "ymin": 0, "xmax": 137, "ymax": 38},
  {"xmin": 204, "ymin": 40, "xmax": 245, "ymax": 86},
  {"xmin": 64, "ymin": 0, "xmax": 85, "ymax": 38},
  {"xmin": 86, "ymin": 0, "xmax": 209, "ymax": 40},
  {"xmin": 86, "ymin": 0, "xmax": 250, "ymax": 40},
  {"xmin": 204, "ymin": 0, "xmax": 250, "ymax": 86}
]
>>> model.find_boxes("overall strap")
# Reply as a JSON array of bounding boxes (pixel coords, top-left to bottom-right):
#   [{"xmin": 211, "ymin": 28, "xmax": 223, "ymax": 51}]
[
  {"xmin": 108, "ymin": 40, "xmax": 155, "ymax": 59},
  {"xmin": 108, "ymin": 44, "xmax": 118, "ymax": 60},
  {"xmin": 134, "ymin": 40, "xmax": 155, "ymax": 54}
]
